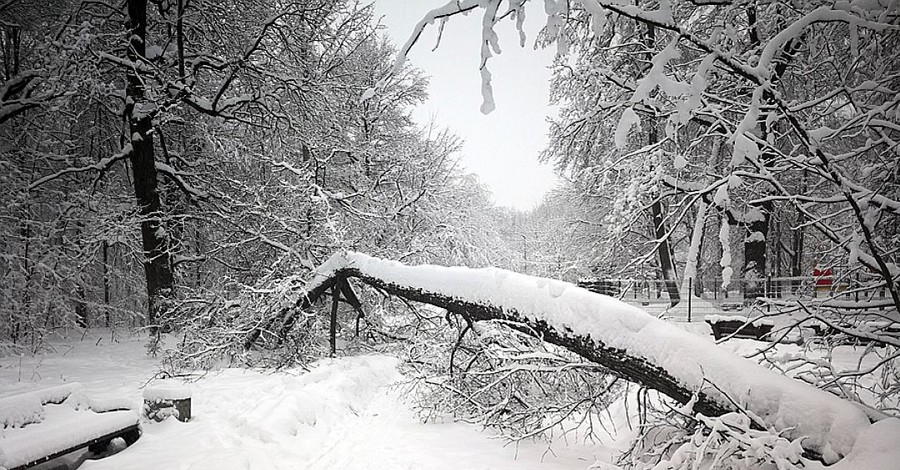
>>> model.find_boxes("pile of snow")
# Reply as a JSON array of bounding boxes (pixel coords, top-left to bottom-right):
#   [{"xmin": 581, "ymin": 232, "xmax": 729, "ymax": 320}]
[
  {"xmin": 0, "ymin": 391, "xmax": 44, "ymax": 429},
  {"xmin": 311, "ymin": 252, "xmax": 872, "ymax": 462},
  {"xmin": 0, "ymin": 383, "xmax": 89, "ymax": 428},
  {"xmin": 225, "ymin": 355, "xmax": 402, "ymax": 440},
  {"xmin": 811, "ymin": 418, "xmax": 900, "ymax": 470}
]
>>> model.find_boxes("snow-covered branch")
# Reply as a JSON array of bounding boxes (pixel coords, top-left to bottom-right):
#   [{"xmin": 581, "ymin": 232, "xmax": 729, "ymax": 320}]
[
  {"xmin": 264, "ymin": 251, "xmax": 877, "ymax": 463},
  {"xmin": 27, "ymin": 145, "xmax": 133, "ymax": 190}
]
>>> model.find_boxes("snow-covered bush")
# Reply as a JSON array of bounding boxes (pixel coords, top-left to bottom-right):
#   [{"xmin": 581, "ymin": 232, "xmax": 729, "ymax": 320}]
[
  {"xmin": 157, "ymin": 277, "xmax": 328, "ymax": 372},
  {"xmin": 618, "ymin": 397, "xmax": 805, "ymax": 470},
  {"xmin": 404, "ymin": 317, "xmax": 623, "ymax": 443}
]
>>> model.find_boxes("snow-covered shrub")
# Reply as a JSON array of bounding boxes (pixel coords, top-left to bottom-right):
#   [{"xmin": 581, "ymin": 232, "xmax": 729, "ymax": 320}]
[
  {"xmin": 619, "ymin": 399, "xmax": 805, "ymax": 470},
  {"xmin": 404, "ymin": 318, "xmax": 623, "ymax": 443},
  {"xmin": 158, "ymin": 277, "xmax": 328, "ymax": 372},
  {"xmin": 754, "ymin": 303, "xmax": 900, "ymax": 420}
]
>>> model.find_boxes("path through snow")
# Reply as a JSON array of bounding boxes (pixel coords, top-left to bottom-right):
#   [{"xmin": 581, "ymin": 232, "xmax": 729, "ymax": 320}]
[{"xmin": 0, "ymin": 330, "xmax": 614, "ymax": 470}]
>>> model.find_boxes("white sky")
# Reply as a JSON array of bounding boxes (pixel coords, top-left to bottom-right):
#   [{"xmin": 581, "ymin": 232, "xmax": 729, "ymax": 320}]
[{"xmin": 371, "ymin": 0, "xmax": 558, "ymax": 211}]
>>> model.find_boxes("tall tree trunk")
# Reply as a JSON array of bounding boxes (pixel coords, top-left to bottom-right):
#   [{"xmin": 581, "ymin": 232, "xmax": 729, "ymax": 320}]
[
  {"xmin": 643, "ymin": 22, "xmax": 679, "ymax": 306},
  {"xmin": 742, "ymin": 202, "xmax": 771, "ymax": 300},
  {"xmin": 75, "ymin": 284, "xmax": 87, "ymax": 328},
  {"xmin": 681, "ymin": 200, "xmax": 708, "ymax": 297},
  {"xmin": 126, "ymin": 0, "xmax": 174, "ymax": 331},
  {"xmin": 741, "ymin": 4, "xmax": 796, "ymax": 302},
  {"xmin": 102, "ymin": 240, "xmax": 110, "ymax": 326},
  {"xmin": 791, "ymin": 171, "xmax": 807, "ymax": 281},
  {"xmin": 650, "ymin": 195, "xmax": 680, "ymax": 306}
]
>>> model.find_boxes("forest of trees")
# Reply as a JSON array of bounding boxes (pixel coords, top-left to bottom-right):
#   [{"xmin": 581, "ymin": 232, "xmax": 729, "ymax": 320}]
[
  {"xmin": 1, "ymin": 0, "xmax": 898, "ymax": 468},
  {"xmin": 0, "ymin": 0, "xmax": 520, "ymax": 352}
]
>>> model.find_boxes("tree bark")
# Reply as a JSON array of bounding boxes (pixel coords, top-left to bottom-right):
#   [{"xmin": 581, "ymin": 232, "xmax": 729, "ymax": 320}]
[
  {"xmin": 741, "ymin": 4, "xmax": 801, "ymax": 301},
  {"xmin": 102, "ymin": 240, "xmax": 110, "ymax": 327},
  {"xmin": 75, "ymin": 284, "xmax": 87, "ymax": 328},
  {"xmin": 642, "ymin": 23, "xmax": 680, "ymax": 306},
  {"xmin": 681, "ymin": 200, "xmax": 708, "ymax": 297},
  {"xmin": 126, "ymin": 0, "xmax": 174, "ymax": 331},
  {"xmin": 742, "ymin": 202, "xmax": 771, "ymax": 300},
  {"xmin": 650, "ymin": 197, "xmax": 680, "ymax": 306}
]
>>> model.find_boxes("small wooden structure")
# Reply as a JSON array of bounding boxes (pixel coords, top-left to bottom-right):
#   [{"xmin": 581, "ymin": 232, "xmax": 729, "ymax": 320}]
[
  {"xmin": 0, "ymin": 383, "xmax": 140, "ymax": 470},
  {"xmin": 142, "ymin": 381, "xmax": 191, "ymax": 422},
  {"xmin": 705, "ymin": 315, "xmax": 774, "ymax": 341}
]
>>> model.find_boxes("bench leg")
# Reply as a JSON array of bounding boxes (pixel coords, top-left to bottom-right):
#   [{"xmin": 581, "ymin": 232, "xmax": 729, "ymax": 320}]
[
  {"xmin": 122, "ymin": 428, "xmax": 141, "ymax": 446},
  {"xmin": 87, "ymin": 427, "xmax": 140, "ymax": 455},
  {"xmin": 88, "ymin": 439, "xmax": 112, "ymax": 454}
]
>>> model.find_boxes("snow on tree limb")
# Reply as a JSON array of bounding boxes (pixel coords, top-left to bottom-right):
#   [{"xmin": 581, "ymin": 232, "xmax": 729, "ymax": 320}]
[
  {"xmin": 278, "ymin": 251, "xmax": 873, "ymax": 463},
  {"xmin": 27, "ymin": 145, "xmax": 133, "ymax": 190}
]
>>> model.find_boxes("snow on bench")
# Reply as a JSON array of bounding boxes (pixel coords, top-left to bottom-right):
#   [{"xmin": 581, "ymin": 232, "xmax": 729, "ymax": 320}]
[{"xmin": 0, "ymin": 383, "xmax": 140, "ymax": 470}]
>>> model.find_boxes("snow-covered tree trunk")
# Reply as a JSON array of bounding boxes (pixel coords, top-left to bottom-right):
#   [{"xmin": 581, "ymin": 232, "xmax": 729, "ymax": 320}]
[
  {"xmin": 680, "ymin": 200, "xmax": 707, "ymax": 297},
  {"xmin": 260, "ymin": 251, "xmax": 875, "ymax": 463}
]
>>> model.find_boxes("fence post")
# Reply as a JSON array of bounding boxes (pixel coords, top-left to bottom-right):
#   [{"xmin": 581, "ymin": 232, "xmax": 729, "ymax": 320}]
[{"xmin": 687, "ymin": 277, "xmax": 692, "ymax": 323}]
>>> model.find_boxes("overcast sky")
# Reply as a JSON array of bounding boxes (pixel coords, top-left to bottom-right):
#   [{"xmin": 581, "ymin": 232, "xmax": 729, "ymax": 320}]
[{"xmin": 371, "ymin": 0, "xmax": 558, "ymax": 211}]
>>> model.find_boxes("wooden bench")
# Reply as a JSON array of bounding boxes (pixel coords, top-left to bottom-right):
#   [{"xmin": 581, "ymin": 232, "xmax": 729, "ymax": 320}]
[
  {"xmin": 705, "ymin": 315, "xmax": 774, "ymax": 341},
  {"xmin": 0, "ymin": 383, "xmax": 140, "ymax": 470},
  {"xmin": 719, "ymin": 302, "xmax": 745, "ymax": 312}
]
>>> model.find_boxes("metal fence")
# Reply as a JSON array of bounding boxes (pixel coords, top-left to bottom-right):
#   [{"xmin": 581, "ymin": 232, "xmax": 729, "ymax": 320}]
[{"xmin": 578, "ymin": 276, "xmax": 894, "ymax": 321}]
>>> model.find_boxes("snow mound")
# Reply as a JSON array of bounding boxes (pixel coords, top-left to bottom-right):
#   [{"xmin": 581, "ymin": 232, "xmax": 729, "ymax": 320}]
[
  {"xmin": 0, "ymin": 383, "xmax": 89, "ymax": 428},
  {"xmin": 821, "ymin": 418, "xmax": 900, "ymax": 470}
]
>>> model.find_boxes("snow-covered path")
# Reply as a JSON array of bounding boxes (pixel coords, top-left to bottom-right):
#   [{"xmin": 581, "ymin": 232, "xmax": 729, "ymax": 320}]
[{"xmin": 0, "ymin": 331, "xmax": 612, "ymax": 470}]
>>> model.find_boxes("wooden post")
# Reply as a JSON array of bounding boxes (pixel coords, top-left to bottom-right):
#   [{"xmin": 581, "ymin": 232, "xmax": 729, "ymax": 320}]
[
  {"xmin": 143, "ymin": 382, "xmax": 191, "ymax": 422},
  {"xmin": 687, "ymin": 277, "xmax": 692, "ymax": 322}
]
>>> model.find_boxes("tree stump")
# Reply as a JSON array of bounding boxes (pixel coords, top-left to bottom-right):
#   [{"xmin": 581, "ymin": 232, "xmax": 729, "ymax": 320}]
[{"xmin": 142, "ymin": 381, "xmax": 191, "ymax": 422}]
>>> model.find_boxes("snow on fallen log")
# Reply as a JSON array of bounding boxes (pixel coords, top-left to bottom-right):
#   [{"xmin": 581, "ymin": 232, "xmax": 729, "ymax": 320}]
[{"xmin": 286, "ymin": 251, "xmax": 875, "ymax": 463}]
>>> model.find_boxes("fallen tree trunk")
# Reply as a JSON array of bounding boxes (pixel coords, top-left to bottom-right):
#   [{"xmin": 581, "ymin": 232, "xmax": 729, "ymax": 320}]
[{"xmin": 247, "ymin": 251, "xmax": 873, "ymax": 463}]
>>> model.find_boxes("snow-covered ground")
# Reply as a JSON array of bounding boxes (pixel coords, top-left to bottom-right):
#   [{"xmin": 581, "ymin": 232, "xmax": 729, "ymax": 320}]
[
  {"xmin": 2, "ymin": 316, "xmax": 897, "ymax": 470},
  {"xmin": 0, "ymin": 330, "xmax": 622, "ymax": 470}
]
